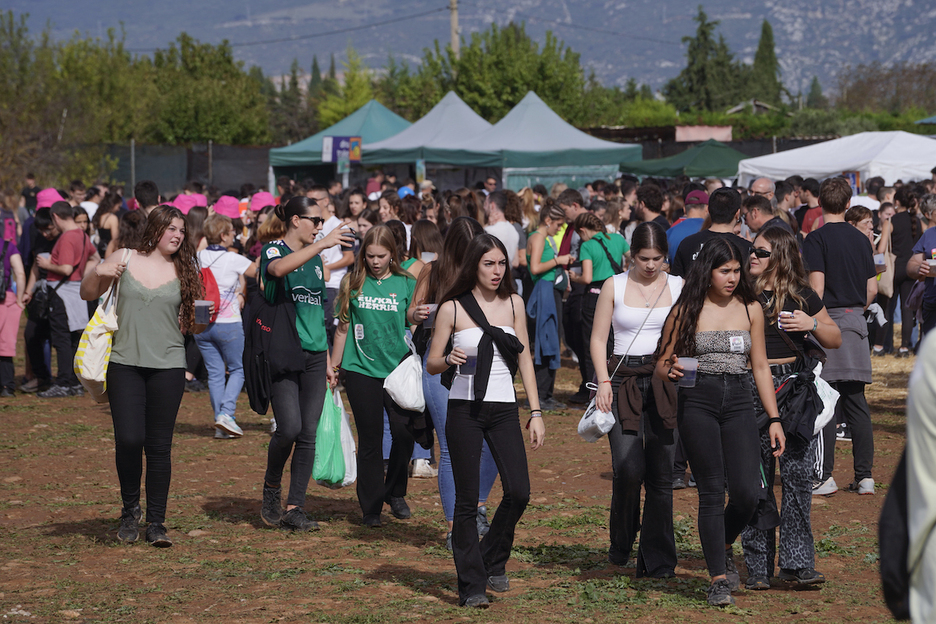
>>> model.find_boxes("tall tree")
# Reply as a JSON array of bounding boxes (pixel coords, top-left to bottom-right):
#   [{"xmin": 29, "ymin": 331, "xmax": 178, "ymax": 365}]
[
  {"xmin": 806, "ymin": 76, "xmax": 828, "ymax": 109},
  {"xmin": 749, "ymin": 19, "xmax": 782, "ymax": 104},
  {"xmin": 309, "ymin": 55, "xmax": 322, "ymax": 99},
  {"xmin": 662, "ymin": 6, "xmax": 744, "ymax": 112},
  {"xmin": 317, "ymin": 46, "xmax": 374, "ymax": 128}
]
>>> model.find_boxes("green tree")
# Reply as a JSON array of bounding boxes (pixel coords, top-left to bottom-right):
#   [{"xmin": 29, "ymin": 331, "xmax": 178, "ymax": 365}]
[
  {"xmin": 806, "ymin": 76, "xmax": 828, "ymax": 109},
  {"xmin": 663, "ymin": 6, "xmax": 745, "ymax": 112},
  {"xmin": 269, "ymin": 58, "xmax": 315, "ymax": 144},
  {"xmin": 749, "ymin": 20, "xmax": 782, "ymax": 104},
  {"xmin": 317, "ymin": 46, "xmax": 374, "ymax": 128},
  {"xmin": 309, "ymin": 55, "xmax": 322, "ymax": 99}
]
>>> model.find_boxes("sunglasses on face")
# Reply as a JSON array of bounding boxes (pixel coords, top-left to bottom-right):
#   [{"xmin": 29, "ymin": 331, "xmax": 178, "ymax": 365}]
[
  {"xmin": 749, "ymin": 247, "xmax": 772, "ymax": 259},
  {"xmin": 298, "ymin": 216, "xmax": 324, "ymax": 227}
]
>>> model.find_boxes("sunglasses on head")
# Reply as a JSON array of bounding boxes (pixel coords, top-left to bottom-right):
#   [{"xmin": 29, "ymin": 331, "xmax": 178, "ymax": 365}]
[
  {"xmin": 749, "ymin": 247, "xmax": 772, "ymax": 259},
  {"xmin": 298, "ymin": 215, "xmax": 324, "ymax": 227}
]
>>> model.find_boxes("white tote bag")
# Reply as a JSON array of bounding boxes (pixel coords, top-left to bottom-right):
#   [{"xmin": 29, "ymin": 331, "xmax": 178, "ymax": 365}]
[{"xmin": 383, "ymin": 336, "xmax": 426, "ymax": 412}]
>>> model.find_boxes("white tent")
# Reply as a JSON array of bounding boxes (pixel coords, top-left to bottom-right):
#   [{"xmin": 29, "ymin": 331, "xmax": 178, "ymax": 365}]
[{"xmin": 737, "ymin": 131, "xmax": 936, "ymax": 186}]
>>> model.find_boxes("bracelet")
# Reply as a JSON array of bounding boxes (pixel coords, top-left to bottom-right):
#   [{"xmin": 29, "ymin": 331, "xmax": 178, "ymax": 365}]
[
  {"xmin": 600, "ymin": 380, "xmax": 611, "ymax": 385},
  {"xmin": 768, "ymin": 417, "xmax": 782, "ymax": 425},
  {"xmin": 812, "ymin": 318, "xmax": 818, "ymax": 332},
  {"xmin": 530, "ymin": 410, "xmax": 542, "ymax": 417},
  {"xmin": 332, "ymin": 366, "xmax": 340, "ymax": 373},
  {"xmin": 444, "ymin": 353, "xmax": 452, "ymax": 367}
]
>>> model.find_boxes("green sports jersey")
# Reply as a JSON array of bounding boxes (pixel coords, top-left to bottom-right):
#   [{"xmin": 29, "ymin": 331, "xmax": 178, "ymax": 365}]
[
  {"xmin": 260, "ymin": 241, "xmax": 328, "ymax": 353},
  {"xmin": 341, "ymin": 272, "xmax": 415, "ymax": 378},
  {"xmin": 579, "ymin": 232, "xmax": 629, "ymax": 283}
]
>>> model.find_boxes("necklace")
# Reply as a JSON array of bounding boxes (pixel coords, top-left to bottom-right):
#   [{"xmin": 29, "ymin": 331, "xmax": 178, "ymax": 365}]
[{"xmin": 633, "ymin": 273, "xmax": 662, "ymax": 307}]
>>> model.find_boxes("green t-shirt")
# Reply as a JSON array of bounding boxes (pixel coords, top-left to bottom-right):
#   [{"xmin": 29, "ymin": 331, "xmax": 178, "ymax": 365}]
[
  {"xmin": 260, "ymin": 241, "xmax": 328, "ymax": 353},
  {"xmin": 528, "ymin": 233, "xmax": 558, "ymax": 283},
  {"xmin": 341, "ymin": 272, "xmax": 415, "ymax": 378},
  {"xmin": 579, "ymin": 232, "xmax": 629, "ymax": 283},
  {"xmin": 401, "ymin": 257, "xmax": 417, "ymax": 271}
]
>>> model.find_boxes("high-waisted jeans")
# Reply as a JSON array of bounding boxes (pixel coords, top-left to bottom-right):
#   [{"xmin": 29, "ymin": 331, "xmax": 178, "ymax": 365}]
[{"xmin": 677, "ymin": 372, "xmax": 761, "ymax": 577}]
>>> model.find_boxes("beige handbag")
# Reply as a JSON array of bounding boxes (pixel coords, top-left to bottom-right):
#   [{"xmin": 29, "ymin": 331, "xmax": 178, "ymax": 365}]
[{"xmin": 878, "ymin": 233, "xmax": 896, "ymax": 298}]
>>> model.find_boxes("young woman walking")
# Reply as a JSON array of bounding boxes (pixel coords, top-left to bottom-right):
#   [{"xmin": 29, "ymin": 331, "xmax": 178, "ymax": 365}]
[
  {"xmin": 427, "ymin": 233, "xmax": 544, "ymax": 608},
  {"xmin": 656, "ymin": 238, "xmax": 785, "ymax": 606}
]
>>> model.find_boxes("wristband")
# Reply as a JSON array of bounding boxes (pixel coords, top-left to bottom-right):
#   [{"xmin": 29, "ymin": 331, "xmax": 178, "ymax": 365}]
[
  {"xmin": 444, "ymin": 353, "xmax": 452, "ymax": 367},
  {"xmin": 600, "ymin": 380, "xmax": 612, "ymax": 385},
  {"xmin": 812, "ymin": 318, "xmax": 818, "ymax": 332},
  {"xmin": 332, "ymin": 366, "xmax": 340, "ymax": 373},
  {"xmin": 768, "ymin": 417, "xmax": 782, "ymax": 425},
  {"xmin": 529, "ymin": 410, "xmax": 542, "ymax": 417}
]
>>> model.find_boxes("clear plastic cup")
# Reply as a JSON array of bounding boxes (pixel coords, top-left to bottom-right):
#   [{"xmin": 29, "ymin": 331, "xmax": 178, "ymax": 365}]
[
  {"xmin": 678, "ymin": 357, "xmax": 699, "ymax": 388},
  {"xmin": 421, "ymin": 252, "xmax": 437, "ymax": 263},
  {"xmin": 194, "ymin": 300, "xmax": 212, "ymax": 325},
  {"xmin": 458, "ymin": 345, "xmax": 478, "ymax": 376},
  {"xmin": 927, "ymin": 258, "xmax": 936, "ymax": 268},
  {"xmin": 423, "ymin": 304, "xmax": 439, "ymax": 329}
]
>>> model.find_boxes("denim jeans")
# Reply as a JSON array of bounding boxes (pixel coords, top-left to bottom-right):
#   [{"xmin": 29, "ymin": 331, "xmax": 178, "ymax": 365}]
[
  {"xmin": 677, "ymin": 373, "xmax": 761, "ymax": 577},
  {"xmin": 194, "ymin": 321, "xmax": 245, "ymax": 419},
  {"xmin": 423, "ymin": 345, "xmax": 498, "ymax": 522}
]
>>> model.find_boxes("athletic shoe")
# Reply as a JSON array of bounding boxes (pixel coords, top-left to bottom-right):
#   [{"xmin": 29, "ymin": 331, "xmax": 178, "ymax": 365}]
[
  {"xmin": 462, "ymin": 595, "xmax": 490, "ymax": 608},
  {"xmin": 687, "ymin": 473, "xmax": 697, "ymax": 488},
  {"xmin": 871, "ymin": 347, "xmax": 887, "ymax": 357},
  {"xmin": 363, "ymin": 514, "xmax": 382, "ymax": 528},
  {"xmin": 445, "ymin": 531, "xmax": 453, "ymax": 552},
  {"xmin": 778, "ymin": 568, "xmax": 825, "ymax": 585},
  {"xmin": 19, "ymin": 378, "xmax": 40, "ymax": 393},
  {"xmin": 896, "ymin": 349, "xmax": 911, "ymax": 358},
  {"xmin": 261, "ymin": 485, "xmax": 283, "ymax": 527},
  {"xmin": 280, "ymin": 507, "xmax": 319, "ymax": 531},
  {"xmin": 117, "ymin": 504, "xmax": 142, "ymax": 543},
  {"xmin": 0, "ymin": 388, "xmax": 14, "ymax": 398},
  {"xmin": 836, "ymin": 424, "xmax": 851, "ymax": 442},
  {"xmin": 540, "ymin": 398, "xmax": 566, "ymax": 411},
  {"xmin": 37, "ymin": 384, "xmax": 75, "ymax": 398},
  {"xmin": 812, "ymin": 476, "xmax": 838, "ymax": 496},
  {"xmin": 568, "ymin": 390, "xmax": 590, "ymax": 405},
  {"xmin": 477, "ymin": 505, "xmax": 490, "ymax": 537},
  {"xmin": 724, "ymin": 547, "xmax": 740, "ymax": 591},
  {"xmin": 745, "ymin": 575, "xmax": 771, "ymax": 590},
  {"xmin": 673, "ymin": 477, "xmax": 687, "ymax": 490},
  {"xmin": 387, "ymin": 496, "xmax": 411, "ymax": 519},
  {"xmin": 214, "ymin": 429, "xmax": 233, "ymax": 439},
  {"xmin": 70, "ymin": 385, "xmax": 85, "ymax": 396},
  {"xmin": 706, "ymin": 578, "xmax": 735, "ymax": 606},
  {"xmin": 487, "ymin": 575, "xmax": 510, "ymax": 592},
  {"xmin": 145, "ymin": 523, "xmax": 172, "ymax": 547},
  {"xmin": 410, "ymin": 459, "xmax": 438, "ymax": 479},
  {"xmin": 185, "ymin": 379, "xmax": 207, "ymax": 392},
  {"xmin": 847, "ymin": 478, "xmax": 875, "ymax": 495},
  {"xmin": 214, "ymin": 414, "xmax": 243, "ymax": 438}
]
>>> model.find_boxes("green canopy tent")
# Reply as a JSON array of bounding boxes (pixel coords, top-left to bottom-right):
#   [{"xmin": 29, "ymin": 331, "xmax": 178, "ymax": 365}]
[
  {"xmin": 621, "ymin": 139, "xmax": 746, "ymax": 178},
  {"xmin": 269, "ymin": 100, "xmax": 411, "ymax": 181}
]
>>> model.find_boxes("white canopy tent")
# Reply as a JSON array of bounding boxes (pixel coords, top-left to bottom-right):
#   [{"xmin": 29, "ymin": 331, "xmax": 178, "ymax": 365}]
[{"xmin": 737, "ymin": 131, "xmax": 936, "ymax": 186}]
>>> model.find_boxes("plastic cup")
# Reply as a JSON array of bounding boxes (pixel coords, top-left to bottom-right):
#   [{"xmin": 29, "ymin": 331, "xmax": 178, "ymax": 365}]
[
  {"xmin": 421, "ymin": 252, "xmax": 437, "ymax": 263},
  {"xmin": 873, "ymin": 253, "xmax": 885, "ymax": 267},
  {"xmin": 927, "ymin": 258, "xmax": 936, "ymax": 268},
  {"xmin": 678, "ymin": 357, "xmax": 699, "ymax": 388},
  {"xmin": 458, "ymin": 345, "xmax": 478, "ymax": 376},
  {"xmin": 194, "ymin": 300, "xmax": 212, "ymax": 325},
  {"xmin": 423, "ymin": 304, "xmax": 439, "ymax": 329}
]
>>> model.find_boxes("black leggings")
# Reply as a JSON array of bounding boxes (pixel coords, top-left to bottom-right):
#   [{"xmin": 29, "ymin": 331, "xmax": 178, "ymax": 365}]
[
  {"xmin": 343, "ymin": 370, "xmax": 415, "ymax": 519},
  {"xmin": 265, "ymin": 350, "xmax": 327, "ymax": 508},
  {"xmin": 677, "ymin": 373, "xmax": 761, "ymax": 578},
  {"xmin": 107, "ymin": 363, "xmax": 185, "ymax": 524}
]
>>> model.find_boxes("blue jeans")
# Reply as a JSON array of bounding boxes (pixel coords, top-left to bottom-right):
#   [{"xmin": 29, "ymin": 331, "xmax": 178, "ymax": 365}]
[
  {"xmin": 423, "ymin": 345, "xmax": 498, "ymax": 522},
  {"xmin": 194, "ymin": 322, "xmax": 245, "ymax": 419}
]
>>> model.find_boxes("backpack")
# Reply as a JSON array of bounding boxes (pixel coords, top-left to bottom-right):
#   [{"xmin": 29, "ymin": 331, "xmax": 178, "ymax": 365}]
[{"xmin": 199, "ymin": 254, "xmax": 222, "ymax": 324}]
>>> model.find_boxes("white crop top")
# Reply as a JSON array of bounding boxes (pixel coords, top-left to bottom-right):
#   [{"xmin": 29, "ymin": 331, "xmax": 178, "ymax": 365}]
[
  {"xmin": 450, "ymin": 326, "xmax": 517, "ymax": 403},
  {"xmin": 611, "ymin": 271, "xmax": 683, "ymax": 357}
]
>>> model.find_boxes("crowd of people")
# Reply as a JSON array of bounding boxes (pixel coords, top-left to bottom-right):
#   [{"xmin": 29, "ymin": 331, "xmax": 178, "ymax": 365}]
[{"xmin": 8, "ymin": 166, "xmax": 928, "ymax": 609}]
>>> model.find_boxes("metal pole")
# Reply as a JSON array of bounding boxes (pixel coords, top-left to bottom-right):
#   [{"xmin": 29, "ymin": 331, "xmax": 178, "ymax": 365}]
[
  {"xmin": 130, "ymin": 138, "xmax": 136, "ymax": 192},
  {"xmin": 450, "ymin": 0, "xmax": 459, "ymax": 59},
  {"xmin": 208, "ymin": 140, "xmax": 213, "ymax": 185}
]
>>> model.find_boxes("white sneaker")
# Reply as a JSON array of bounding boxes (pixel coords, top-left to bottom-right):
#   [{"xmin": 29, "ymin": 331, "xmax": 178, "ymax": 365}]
[
  {"xmin": 270, "ymin": 418, "xmax": 277, "ymax": 434},
  {"xmin": 812, "ymin": 476, "xmax": 837, "ymax": 496},
  {"xmin": 410, "ymin": 458, "xmax": 438, "ymax": 479},
  {"xmin": 214, "ymin": 429, "xmax": 233, "ymax": 439},
  {"xmin": 849, "ymin": 477, "xmax": 875, "ymax": 495},
  {"xmin": 215, "ymin": 414, "xmax": 244, "ymax": 438}
]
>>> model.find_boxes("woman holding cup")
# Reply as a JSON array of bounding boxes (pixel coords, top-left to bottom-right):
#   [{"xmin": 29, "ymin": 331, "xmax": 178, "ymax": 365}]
[
  {"xmin": 655, "ymin": 238, "xmax": 785, "ymax": 607},
  {"xmin": 590, "ymin": 222, "xmax": 682, "ymax": 577}
]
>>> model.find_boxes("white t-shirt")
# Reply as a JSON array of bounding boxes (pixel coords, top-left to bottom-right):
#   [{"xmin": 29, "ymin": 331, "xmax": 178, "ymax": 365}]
[
  {"xmin": 485, "ymin": 220, "xmax": 519, "ymax": 266},
  {"xmin": 318, "ymin": 215, "xmax": 349, "ymax": 290},
  {"xmin": 611, "ymin": 271, "xmax": 683, "ymax": 356},
  {"xmin": 850, "ymin": 195, "xmax": 881, "ymax": 212},
  {"xmin": 198, "ymin": 248, "xmax": 254, "ymax": 323},
  {"xmin": 80, "ymin": 201, "xmax": 98, "ymax": 221}
]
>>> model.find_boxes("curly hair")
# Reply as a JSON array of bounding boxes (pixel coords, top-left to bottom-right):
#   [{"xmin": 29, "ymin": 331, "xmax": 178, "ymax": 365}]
[
  {"xmin": 752, "ymin": 227, "xmax": 808, "ymax": 323},
  {"xmin": 137, "ymin": 205, "xmax": 203, "ymax": 334},
  {"xmin": 336, "ymin": 225, "xmax": 412, "ymax": 324}
]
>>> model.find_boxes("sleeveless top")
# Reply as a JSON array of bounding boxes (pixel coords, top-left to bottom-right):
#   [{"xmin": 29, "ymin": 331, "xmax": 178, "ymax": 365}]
[
  {"xmin": 528, "ymin": 233, "xmax": 558, "ymax": 283},
  {"xmin": 695, "ymin": 330, "xmax": 750, "ymax": 375},
  {"xmin": 111, "ymin": 270, "xmax": 185, "ymax": 369},
  {"xmin": 611, "ymin": 271, "xmax": 683, "ymax": 356},
  {"xmin": 450, "ymin": 326, "xmax": 516, "ymax": 403}
]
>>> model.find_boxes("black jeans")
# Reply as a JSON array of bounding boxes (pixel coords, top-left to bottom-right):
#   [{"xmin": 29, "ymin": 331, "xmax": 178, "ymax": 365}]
[
  {"xmin": 344, "ymin": 370, "xmax": 415, "ymax": 519},
  {"xmin": 922, "ymin": 300, "xmax": 936, "ymax": 338},
  {"xmin": 532, "ymin": 288, "xmax": 562, "ymax": 402},
  {"xmin": 447, "ymin": 399, "xmax": 530, "ymax": 603},
  {"xmin": 265, "ymin": 350, "xmax": 327, "ymax": 508},
  {"xmin": 563, "ymin": 282, "xmax": 588, "ymax": 392},
  {"xmin": 819, "ymin": 380, "xmax": 874, "ymax": 482},
  {"xmin": 606, "ymin": 373, "xmax": 676, "ymax": 577},
  {"xmin": 884, "ymin": 277, "xmax": 916, "ymax": 350},
  {"xmin": 677, "ymin": 373, "xmax": 761, "ymax": 577},
  {"xmin": 24, "ymin": 315, "xmax": 51, "ymax": 382},
  {"xmin": 581, "ymin": 285, "xmax": 610, "ymax": 391},
  {"xmin": 107, "ymin": 363, "xmax": 185, "ymax": 524},
  {"xmin": 48, "ymin": 290, "xmax": 79, "ymax": 387}
]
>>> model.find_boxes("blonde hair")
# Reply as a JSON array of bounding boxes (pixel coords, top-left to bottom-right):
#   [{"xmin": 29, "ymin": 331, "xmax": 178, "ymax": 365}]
[{"xmin": 258, "ymin": 214, "xmax": 286, "ymax": 243}]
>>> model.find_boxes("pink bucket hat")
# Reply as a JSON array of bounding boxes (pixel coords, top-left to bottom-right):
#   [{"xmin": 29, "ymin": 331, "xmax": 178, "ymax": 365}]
[
  {"xmin": 37, "ymin": 188, "xmax": 65, "ymax": 209},
  {"xmin": 213, "ymin": 196, "xmax": 241, "ymax": 219},
  {"xmin": 250, "ymin": 191, "xmax": 275, "ymax": 212},
  {"xmin": 173, "ymin": 194, "xmax": 197, "ymax": 215},
  {"xmin": 191, "ymin": 193, "xmax": 208, "ymax": 207}
]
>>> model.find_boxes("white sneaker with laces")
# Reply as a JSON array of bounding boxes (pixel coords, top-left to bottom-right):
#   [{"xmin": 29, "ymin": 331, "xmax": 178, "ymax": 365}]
[
  {"xmin": 215, "ymin": 414, "xmax": 244, "ymax": 437},
  {"xmin": 812, "ymin": 476, "xmax": 837, "ymax": 496},
  {"xmin": 410, "ymin": 458, "xmax": 438, "ymax": 478}
]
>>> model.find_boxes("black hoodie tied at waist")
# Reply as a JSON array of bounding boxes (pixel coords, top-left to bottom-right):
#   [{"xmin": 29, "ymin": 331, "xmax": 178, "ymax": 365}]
[{"xmin": 607, "ymin": 355, "xmax": 677, "ymax": 433}]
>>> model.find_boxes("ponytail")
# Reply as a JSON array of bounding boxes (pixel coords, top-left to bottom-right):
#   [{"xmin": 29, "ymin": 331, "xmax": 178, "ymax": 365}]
[{"xmin": 275, "ymin": 196, "xmax": 316, "ymax": 228}]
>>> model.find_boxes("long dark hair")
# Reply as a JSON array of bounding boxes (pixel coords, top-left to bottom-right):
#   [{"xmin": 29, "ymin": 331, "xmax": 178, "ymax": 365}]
[
  {"xmin": 660, "ymin": 237, "xmax": 755, "ymax": 358},
  {"xmin": 138, "ymin": 205, "xmax": 203, "ymax": 334},
  {"xmin": 439, "ymin": 233, "xmax": 515, "ymax": 304},
  {"xmin": 426, "ymin": 216, "xmax": 484, "ymax": 304}
]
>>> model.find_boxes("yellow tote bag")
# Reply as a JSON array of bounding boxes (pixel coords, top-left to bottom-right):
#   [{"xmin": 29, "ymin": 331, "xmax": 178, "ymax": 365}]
[{"xmin": 74, "ymin": 249, "xmax": 131, "ymax": 403}]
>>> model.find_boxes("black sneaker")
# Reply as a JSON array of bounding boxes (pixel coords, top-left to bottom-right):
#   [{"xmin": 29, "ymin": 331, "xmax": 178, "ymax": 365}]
[
  {"xmin": 445, "ymin": 531, "xmax": 453, "ymax": 552},
  {"xmin": 707, "ymin": 578, "xmax": 735, "ymax": 606},
  {"xmin": 745, "ymin": 575, "xmax": 771, "ymax": 590},
  {"xmin": 778, "ymin": 568, "xmax": 825, "ymax": 585},
  {"xmin": 462, "ymin": 594, "xmax": 490, "ymax": 608},
  {"xmin": 540, "ymin": 397, "xmax": 566, "ymax": 411},
  {"xmin": 117, "ymin": 504, "xmax": 142, "ymax": 543},
  {"xmin": 568, "ymin": 390, "xmax": 590, "ymax": 405},
  {"xmin": 476, "ymin": 505, "xmax": 490, "ymax": 536},
  {"xmin": 145, "ymin": 523, "xmax": 172, "ymax": 547},
  {"xmin": 724, "ymin": 547, "xmax": 740, "ymax": 591},
  {"xmin": 37, "ymin": 384, "xmax": 74, "ymax": 398},
  {"xmin": 673, "ymin": 477, "xmax": 687, "ymax": 490},
  {"xmin": 261, "ymin": 485, "xmax": 283, "ymax": 527},
  {"xmin": 487, "ymin": 574, "xmax": 510, "ymax": 592},
  {"xmin": 185, "ymin": 379, "xmax": 207, "ymax": 392},
  {"xmin": 387, "ymin": 496, "xmax": 411, "ymax": 519},
  {"xmin": 0, "ymin": 388, "xmax": 14, "ymax": 398},
  {"xmin": 280, "ymin": 507, "xmax": 319, "ymax": 531}
]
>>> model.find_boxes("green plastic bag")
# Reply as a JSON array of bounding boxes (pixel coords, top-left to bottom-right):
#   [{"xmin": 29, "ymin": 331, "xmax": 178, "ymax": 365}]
[{"xmin": 312, "ymin": 388, "xmax": 345, "ymax": 485}]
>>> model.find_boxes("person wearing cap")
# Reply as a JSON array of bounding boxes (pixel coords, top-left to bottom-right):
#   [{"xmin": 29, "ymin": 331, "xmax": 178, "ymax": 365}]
[
  {"xmin": 419, "ymin": 180, "xmax": 436, "ymax": 201},
  {"xmin": 666, "ymin": 190, "xmax": 708, "ymax": 265},
  {"xmin": 194, "ymin": 213, "xmax": 257, "ymax": 439}
]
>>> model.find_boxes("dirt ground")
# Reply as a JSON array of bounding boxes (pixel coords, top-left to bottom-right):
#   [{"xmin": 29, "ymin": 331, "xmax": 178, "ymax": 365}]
[{"xmin": 0, "ymin": 350, "xmax": 911, "ymax": 623}]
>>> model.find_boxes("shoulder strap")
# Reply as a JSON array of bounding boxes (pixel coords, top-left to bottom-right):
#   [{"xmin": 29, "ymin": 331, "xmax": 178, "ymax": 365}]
[
  {"xmin": 510, "ymin": 294, "xmax": 515, "ymax": 321},
  {"xmin": 593, "ymin": 235, "xmax": 623, "ymax": 274},
  {"xmin": 609, "ymin": 279, "xmax": 667, "ymax": 379},
  {"xmin": 457, "ymin": 292, "xmax": 493, "ymax": 332}
]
